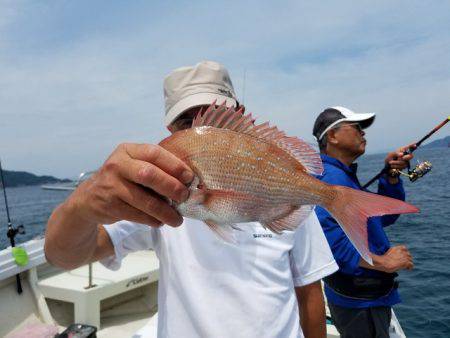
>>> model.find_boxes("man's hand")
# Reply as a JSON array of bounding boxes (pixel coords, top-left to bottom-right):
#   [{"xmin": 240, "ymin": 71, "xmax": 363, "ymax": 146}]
[
  {"xmin": 361, "ymin": 245, "xmax": 414, "ymax": 273},
  {"xmin": 45, "ymin": 143, "xmax": 194, "ymax": 269},
  {"xmin": 378, "ymin": 245, "xmax": 414, "ymax": 273},
  {"xmin": 384, "ymin": 143, "xmax": 416, "ymax": 183},
  {"xmin": 73, "ymin": 143, "xmax": 194, "ymax": 228},
  {"xmin": 384, "ymin": 143, "xmax": 416, "ymax": 170}
]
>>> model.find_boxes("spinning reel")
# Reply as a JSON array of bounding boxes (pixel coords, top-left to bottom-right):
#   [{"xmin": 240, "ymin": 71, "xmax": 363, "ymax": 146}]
[{"xmin": 390, "ymin": 160, "xmax": 432, "ymax": 182}]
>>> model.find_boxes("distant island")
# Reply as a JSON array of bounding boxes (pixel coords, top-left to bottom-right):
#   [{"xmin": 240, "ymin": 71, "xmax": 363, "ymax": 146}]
[
  {"xmin": 1, "ymin": 170, "xmax": 72, "ymax": 188},
  {"xmin": 422, "ymin": 135, "xmax": 450, "ymax": 148}
]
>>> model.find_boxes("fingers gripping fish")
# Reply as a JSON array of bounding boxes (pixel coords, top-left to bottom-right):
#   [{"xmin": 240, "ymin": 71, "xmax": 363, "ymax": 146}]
[{"xmin": 159, "ymin": 102, "xmax": 419, "ymax": 264}]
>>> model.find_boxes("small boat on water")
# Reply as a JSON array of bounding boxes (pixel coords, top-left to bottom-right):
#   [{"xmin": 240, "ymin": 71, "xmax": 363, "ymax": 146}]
[
  {"xmin": 41, "ymin": 171, "xmax": 95, "ymax": 191},
  {"xmin": 0, "ymin": 238, "xmax": 406, "ymax": 337}
]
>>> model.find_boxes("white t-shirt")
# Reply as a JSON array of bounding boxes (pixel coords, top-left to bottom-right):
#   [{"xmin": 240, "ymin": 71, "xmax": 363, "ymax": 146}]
[{"xmin": 102, "ymin": 213, "xmax": 337, "ymax": 338}]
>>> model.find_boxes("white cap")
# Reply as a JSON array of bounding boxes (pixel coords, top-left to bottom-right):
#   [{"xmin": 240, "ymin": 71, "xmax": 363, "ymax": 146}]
[
  {"xmin": 314, "ymin": 106, "xmax": 376, "ymax": 141},
  {"xmin": 163, "ymin": 61, "xmax": 238, "ymax": 126}
]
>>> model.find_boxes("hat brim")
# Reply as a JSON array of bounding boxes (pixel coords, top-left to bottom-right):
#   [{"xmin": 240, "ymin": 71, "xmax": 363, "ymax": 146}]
[
  {"xmin": 165, "ymin": 92, "xmax": 237, "ymax": 126},
  {"xmin": 344, "ymin": 113, "xmax": 376, "ymax": 129},
  {"xmin": 316, "ymin": 112, "xmax": 376, "ymax": 141}
]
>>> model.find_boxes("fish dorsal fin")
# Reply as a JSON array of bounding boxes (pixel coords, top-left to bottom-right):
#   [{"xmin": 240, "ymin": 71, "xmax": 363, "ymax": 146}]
[
  {"xmin": 192, "ymin": 102, "xmax": 323, "ymax": 175},
  {"xmin": 275, "ymin": 137, "xmax": 323, "ymax": 175}
]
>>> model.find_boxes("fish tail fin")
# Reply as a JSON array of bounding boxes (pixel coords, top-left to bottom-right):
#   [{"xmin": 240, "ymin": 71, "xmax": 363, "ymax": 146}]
[{"xmin": 324, "ymin": 185, "xmax": 419, "ymax": 265}]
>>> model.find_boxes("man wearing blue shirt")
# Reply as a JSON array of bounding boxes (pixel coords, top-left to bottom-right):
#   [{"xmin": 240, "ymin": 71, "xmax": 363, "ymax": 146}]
[{"xmin": 312, "ymin": 106, "xmax": 415, "ymax": 338}]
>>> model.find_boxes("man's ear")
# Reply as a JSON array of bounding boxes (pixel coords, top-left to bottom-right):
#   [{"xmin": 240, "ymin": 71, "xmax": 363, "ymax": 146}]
[{"xmin": 327, "ymin": 129, "xmax": 339, "ymax": 145}]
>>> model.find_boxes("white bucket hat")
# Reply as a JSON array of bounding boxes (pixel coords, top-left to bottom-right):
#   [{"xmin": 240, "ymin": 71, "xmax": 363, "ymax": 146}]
[
  {"xmin": 163, "ymin": 61, "xmax": 238, "ymax": 126},
  {"xmin": 313, "ymin": 106, "xmax": 376, "ymax": 141}
]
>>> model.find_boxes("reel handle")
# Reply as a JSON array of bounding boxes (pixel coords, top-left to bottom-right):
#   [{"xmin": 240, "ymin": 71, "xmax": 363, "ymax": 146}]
[{"xmin": 17, "ymin": 224, "xmax": 25, "ymax": 235}]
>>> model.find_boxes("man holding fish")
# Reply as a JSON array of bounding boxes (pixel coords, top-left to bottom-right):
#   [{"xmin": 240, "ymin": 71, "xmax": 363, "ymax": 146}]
[
  {"xmin": 46, "ymin": 61, "xmax": 341, "ymax": 338},
  {"xmin": 45, "ymin": 60, "xmax": 418, "ymax": 337},
  {"xmin": 312, "ymin": 107, "xmax": 416, "ymax": 338}
]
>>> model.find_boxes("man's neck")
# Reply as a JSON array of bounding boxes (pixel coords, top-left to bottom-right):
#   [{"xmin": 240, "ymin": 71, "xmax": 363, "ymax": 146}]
[{"xmin": 323, "ymin": 149, "xmax": 357, "ymax": 167}]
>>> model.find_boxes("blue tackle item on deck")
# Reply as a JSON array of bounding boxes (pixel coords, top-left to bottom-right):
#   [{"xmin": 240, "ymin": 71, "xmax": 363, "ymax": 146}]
[{"xmin": 315, "ymin": 154, "xmax": 404, "ymax": 308}]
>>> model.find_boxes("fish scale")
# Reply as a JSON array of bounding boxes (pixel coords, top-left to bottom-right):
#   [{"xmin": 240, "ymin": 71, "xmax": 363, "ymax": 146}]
[{"xmin": 190, "ymin": 131, "xmax": 299, "ymax": 200}]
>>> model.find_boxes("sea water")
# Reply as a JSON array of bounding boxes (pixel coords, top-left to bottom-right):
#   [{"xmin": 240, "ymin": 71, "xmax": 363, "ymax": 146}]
[{"xmin": 0, "ymin": 147, "xmax": 449, "ymax": 337}]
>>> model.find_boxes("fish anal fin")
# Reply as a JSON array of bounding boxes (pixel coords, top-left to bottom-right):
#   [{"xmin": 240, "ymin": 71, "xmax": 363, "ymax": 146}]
[
  {"xmin": 191, "ymin": 103, "xmax": 323, "ymax": 175},
  {"xmin": 263, "ymin": 205, "xmax": 315, "ymax": 234},
  {"xmin": 204, "ymin": 220, "xmax": 237, "ymax": 243}
]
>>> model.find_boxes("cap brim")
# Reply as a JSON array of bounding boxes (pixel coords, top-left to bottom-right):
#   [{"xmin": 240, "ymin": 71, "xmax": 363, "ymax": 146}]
[
  {"xmin": 344, "ymin": 113, "xmax": 376, "ymax": 129},
  {"xmin": 316, "ymin": 112, "xmax": 376, "ymax": 141},
  {"xmin": 165, "ymin": 92, "xmax": 237, "ymax": 126}
]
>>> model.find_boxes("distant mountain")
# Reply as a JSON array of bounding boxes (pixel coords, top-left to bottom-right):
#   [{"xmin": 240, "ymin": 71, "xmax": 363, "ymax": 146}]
[
  {"xmin": 1, "ymin": 170, "xmax": 72, "ymax": 188},
  {"xmin": 422, "ymin": 135, "xmax": 450, "ymax": 148}
]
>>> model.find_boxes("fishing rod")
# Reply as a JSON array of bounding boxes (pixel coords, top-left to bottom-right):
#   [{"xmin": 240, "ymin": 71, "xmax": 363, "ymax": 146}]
[
  {"xmin": 362, "ymin": 115, "xmax": 450, "ymax": 189},
  {"xmin": 0, "ymin": 159, "xmax": 25, "ymax": 294}
]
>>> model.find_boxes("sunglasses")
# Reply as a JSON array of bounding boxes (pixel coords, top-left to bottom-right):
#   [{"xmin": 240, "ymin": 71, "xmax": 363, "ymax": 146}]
[
  {"xmin": 170, "ymin": 116, "xmax": 194, "ymax": 130},
  {"xmin": 331, "ymin": 122, "xmax": 363, "ymax": 133},
  {"xmin": 168, "ymin": 102, "xmax": 242, "ymax": 132}
]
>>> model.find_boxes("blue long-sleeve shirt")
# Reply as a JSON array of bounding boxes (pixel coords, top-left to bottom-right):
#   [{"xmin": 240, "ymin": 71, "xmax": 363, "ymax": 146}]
[{"xmin": 315, "ymin": 154, "xmax": 405, "ymax": 308}]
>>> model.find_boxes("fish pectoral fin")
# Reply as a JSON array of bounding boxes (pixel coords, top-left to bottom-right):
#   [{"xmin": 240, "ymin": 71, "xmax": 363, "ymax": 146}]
[
  {"xmin": 204, "ymin": 220, "xmax": 238, "ymax": 244},
  {"xmin": 262, "ymin": 205, "xmax": 315, "ymax": 234}
]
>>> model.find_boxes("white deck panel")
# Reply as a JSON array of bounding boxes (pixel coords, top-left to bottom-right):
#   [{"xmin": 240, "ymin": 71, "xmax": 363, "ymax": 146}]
[{"xmin": 38, "ymin": 250, "xmax": 158, "ymax": 328}]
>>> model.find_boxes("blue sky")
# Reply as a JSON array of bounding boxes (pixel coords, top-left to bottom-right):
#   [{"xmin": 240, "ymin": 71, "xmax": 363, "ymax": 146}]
[{"xmin": 1, "ymin": 0, "xmax": 449, "ymax": 178}]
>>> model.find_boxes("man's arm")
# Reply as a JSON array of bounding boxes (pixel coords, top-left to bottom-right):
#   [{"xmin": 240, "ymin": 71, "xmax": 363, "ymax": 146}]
[
  {"xmin": 290, "ymin": 213, "xmax": 338, "ymax": 338},
  {"xmin": 45, "ymin": 222, "xmax": 115, "ymax": 269},
  {"xmin": 377, "ymin": 144, "xmax": 415, "ymax": 226},
  {"xmin": 45, "ymin": 143, "xmax": 193, "ymax": 270},
  {"xmin": 92, "ymin": 226, "xmax": 115, "ymax": 261},
  {"xmin": 378, "ymin": 176, "xmax": 405, "ymax": 226},
  {"xmin": 295, "ymin": 281, "xmax": 326, "ymax": 338},
  {"xmin": 44, "ymin": 203, "xmax": 115, "ymax": 269},
  {"xmin": 315, "ymin": 207, "xmax": 361, "ymax": 274},
  {"xmin": 47, "ymin": 224, "xmax": 115, "ymax": 268},
  {"xmin": 315, "ymin": 170, "xmax": 364, "ymax": 275}
]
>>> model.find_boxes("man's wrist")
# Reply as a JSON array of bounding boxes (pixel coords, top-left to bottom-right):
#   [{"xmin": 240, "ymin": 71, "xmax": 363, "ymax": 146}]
[
  {"xmin": 360, "ymin": 253, "xmax": 389, "ymax": 272},
  {"xmin": 46, "ymin": 195, "xmax": 99, "ymax": 268},
  {"xmin": 371, "ymin": 253, "xmax": 385, "ymax": 269},
  {"xmin": 373, "ymin": 253, "xmax": 396, "ymax": 273},
  {"xmin": 387, "ymin": 176, "xmax": 399, "ymax": 185},
  {"xmin": 63, "ymin": 192, "xmax": 98, "ymax": 229},
  {"xmin": 382, "ymin": 169, "xmax": 400, "ymax": 185}
]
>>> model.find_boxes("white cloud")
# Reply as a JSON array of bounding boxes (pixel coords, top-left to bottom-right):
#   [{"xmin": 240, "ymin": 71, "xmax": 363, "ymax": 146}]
[{"xmin": 0, "ymin": 1, "xmax": 449, "ymax": 177}]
